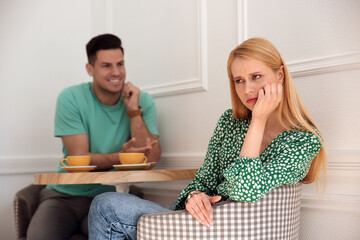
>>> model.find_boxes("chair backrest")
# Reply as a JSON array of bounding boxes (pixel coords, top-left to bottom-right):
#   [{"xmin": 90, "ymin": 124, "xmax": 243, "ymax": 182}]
[
  {"xmin": 14, "ymin": 184, "xmax": 45, "ymax": 240},
  {"xmin": 138, "ymin": 183, "xmax": 302, "ymax": 240}
]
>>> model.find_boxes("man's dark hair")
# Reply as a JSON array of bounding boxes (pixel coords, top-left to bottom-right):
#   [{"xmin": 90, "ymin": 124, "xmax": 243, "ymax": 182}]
[{"xmin": 86, "ymin": 33, "xmax": 124, "ymax": 65}]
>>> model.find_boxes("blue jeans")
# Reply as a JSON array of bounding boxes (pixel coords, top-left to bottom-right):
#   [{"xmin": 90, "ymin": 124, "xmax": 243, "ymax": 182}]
[{"xmin": 88, "ymin": 192, "xmax": 173, "ymax": 240}]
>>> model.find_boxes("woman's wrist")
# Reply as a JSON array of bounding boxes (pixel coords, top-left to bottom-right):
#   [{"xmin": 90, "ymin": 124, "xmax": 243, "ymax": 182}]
[
  {"xmin": 239, "ymin": 118, "xmax": 266, "ymax": 158},
  {"xmin": 185, "ymin": 190, "xmax": 201, "ymax": 205},
  {"xmin": 249, "ymin": 116, "xmax": 267, "ymax": 127}
]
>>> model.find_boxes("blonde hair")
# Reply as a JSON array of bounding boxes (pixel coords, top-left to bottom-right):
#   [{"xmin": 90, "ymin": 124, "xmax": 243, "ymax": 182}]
[{"xmin": 227, "ymin": 38, "xmax": 326, "ymax": 187}]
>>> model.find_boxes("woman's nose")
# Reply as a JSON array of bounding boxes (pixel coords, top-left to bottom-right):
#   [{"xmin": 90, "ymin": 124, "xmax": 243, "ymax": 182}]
[{"xmin": 244, "ymin": 81, "xmax": 255, "ymax": 94}]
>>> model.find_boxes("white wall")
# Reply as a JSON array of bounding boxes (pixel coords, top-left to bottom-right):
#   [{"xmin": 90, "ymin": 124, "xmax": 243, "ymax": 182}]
[
  {"xmin": 0, "ymin": 0, "xmax": 359, "ymax": 239},
  {"xmin": 0, "ymin": 0, "xmax": 93, "ymax": 239}
]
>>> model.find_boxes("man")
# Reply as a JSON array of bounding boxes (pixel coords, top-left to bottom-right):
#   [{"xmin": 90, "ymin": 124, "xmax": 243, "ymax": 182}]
[{"xmin": 27, "ymin": 34, "xmax": 161, "ymax": 240}]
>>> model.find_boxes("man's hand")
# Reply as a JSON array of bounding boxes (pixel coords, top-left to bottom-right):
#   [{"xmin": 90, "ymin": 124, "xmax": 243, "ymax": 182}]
[
  {"xmin": 123, "ymin": 82, "xmax": 140, "ymax": 111},
  {"xmin": 120, "ymin": 137, "xmax": 158, "ymax": 154}
]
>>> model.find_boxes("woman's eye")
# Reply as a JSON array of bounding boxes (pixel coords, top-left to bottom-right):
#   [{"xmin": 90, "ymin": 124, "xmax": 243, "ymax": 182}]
[
  {"xmin": 252, "ymin": 75, "xmax": 261, "ymax": 80},
  {"xmin": 234, "ymin": 79, "xmax": 244, "ymax": 84}
]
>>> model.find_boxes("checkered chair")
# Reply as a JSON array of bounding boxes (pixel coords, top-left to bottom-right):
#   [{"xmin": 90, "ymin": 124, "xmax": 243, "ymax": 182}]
[{"xmin": 137, "ymin": 183, "xmax": 302, "ymax": 240}]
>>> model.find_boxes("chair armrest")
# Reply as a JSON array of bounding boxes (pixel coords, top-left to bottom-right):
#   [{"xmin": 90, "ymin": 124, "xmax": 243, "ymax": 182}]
[
  {"xmin": 138, "ymin": 183, "xmax": 302, "ymax": 240},
  {"xmin": 14, "ymin": 184, "xmax": 45, "ymax": 239}
]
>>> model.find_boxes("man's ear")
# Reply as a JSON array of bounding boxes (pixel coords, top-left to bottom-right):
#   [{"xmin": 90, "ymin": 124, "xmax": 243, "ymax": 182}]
[
  {"xmin": 278, "ymin": 65, "xmax": 284, "ymax": 83},
  {"xmin": 86, "ymin": 63, "xmax": 94, "ymax": 77}
]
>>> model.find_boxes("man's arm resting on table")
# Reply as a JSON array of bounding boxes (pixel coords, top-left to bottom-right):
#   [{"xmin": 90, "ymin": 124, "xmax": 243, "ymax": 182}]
[
  {"xmin": 61, "ymin": 133, "xmax": 160, "ymax": 171},
  {"xmin": 61, "ymin": 134, "xmax": 118, "ymax": 171}
]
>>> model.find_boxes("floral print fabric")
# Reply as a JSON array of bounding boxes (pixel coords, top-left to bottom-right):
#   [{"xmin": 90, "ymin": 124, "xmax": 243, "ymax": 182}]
[{"xmin": 175, "ymin": 109, "xmax": 321, "ymax": 210}]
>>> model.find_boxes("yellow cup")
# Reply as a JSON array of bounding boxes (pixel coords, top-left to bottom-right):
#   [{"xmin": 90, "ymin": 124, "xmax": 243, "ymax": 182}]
[
  {"xmin": 118, "ymin": 153, "xmax": 147, "ymax": 165},
  {"xmin": 61, "ymin": 155, "xmax": 91, "ymax": 167}
]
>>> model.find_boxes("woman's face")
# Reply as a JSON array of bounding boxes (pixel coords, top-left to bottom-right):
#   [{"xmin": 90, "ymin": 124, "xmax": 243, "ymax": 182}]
[{"xmin": 231, "ymin": 57, "xmax": 283, "ymax": 111}]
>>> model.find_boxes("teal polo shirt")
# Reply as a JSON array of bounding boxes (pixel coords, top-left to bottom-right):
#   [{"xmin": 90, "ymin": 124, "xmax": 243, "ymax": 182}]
[{"xmin": 47, "ymin": 82, "xmax": 158, "ymax": 197}]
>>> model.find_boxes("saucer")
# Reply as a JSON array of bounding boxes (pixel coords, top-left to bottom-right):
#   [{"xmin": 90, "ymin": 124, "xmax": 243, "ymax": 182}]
[
  {"xmin": 113, "ymin": 163, "xmax": 151, "ymax": 171},
  {"xmin": 61, "ymin": 165, "xmax": 97, "ymax": 173}
]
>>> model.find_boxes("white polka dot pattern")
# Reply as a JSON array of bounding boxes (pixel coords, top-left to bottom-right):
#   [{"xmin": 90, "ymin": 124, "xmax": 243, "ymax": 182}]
[{"xmin": 175, "ymin": 109, "xmax": 321, "ymax": 210}]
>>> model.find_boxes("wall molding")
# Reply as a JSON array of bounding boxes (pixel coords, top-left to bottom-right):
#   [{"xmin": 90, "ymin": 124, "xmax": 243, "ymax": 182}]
[
  {"xmin": 0, "ymin": 155, "xmax": 60, "ymax": 175},
  {"xmin": 288, "ymin": 51, "xmax": 360, "ymax": 78},
  {"xmin": 105, "ymin": 0, "xmax": 113, "ymax": 33},
  {"xmin": 301, "ymin": 192, "xmax": 360, "ymax": 213},
  {"xmin": 1, "ymin": 150, "xmax": 359, "ymax": 175},
  {"xmin": 236, "ymin": 0, "xmax": 360, "ymax": 78},
  {"xmin": 141, "ymin": 78, "xmax": 206, "ymax": 98},
  {"xmin": 104, "ymin": 0, "xmax": 208, "ymax": 98},
  {"xmin": 237, "ymin": 0, "xmax": 247, "ymax": 44}
]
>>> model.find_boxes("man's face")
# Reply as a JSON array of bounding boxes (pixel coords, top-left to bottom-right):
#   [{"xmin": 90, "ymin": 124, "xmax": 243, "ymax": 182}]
[{"xmin": 86, "ymin": 49, "xmax": 126, "ymax": 95}]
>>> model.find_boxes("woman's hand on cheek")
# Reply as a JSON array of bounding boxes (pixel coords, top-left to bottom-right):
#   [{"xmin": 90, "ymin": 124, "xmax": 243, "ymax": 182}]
[{"xmin": 252, "ymin": 83, "xmax": 282, "ymax": 121}]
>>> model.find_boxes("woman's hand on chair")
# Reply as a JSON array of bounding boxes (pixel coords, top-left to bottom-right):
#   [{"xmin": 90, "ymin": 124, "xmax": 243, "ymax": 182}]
[{"xmin": 185, "ymin": 192, "xmax": 221, "ymax": 227}]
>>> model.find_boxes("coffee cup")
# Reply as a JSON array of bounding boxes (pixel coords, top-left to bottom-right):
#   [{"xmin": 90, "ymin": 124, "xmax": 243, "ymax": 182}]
[
  {"xmin": 118, "ymin": 153, "xmax": 147, "ymax": 165},
  {"xmin": 61, "ymin": 155, "xmax": 91, "ymax": 167}
]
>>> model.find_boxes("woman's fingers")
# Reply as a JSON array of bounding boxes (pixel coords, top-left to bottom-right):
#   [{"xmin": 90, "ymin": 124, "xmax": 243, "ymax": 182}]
[
  {"xmin": 192, "ymin": 195, "xmax": 211, "ymax": 225},
  {"xmin": 207, "ymin": 196, "xmax": 221, "ymax": 219},
  {"xmin": 199, "ymin": 195, "xmax": 214, "ymax": 225},
  {"xmin": 261, "ymin": 83, "xmax": 282, "ymax": 106},
  {"xmin": 258, "ymin": 88, "xmax": 265, "ymax": 100},
  {"xmin": 209, "ymin": 196, "xmax": 222, "ymax": 204},
  {"xmin": 271, "ymin": 82, "xmax": 277, "ymax": 96},
  {"xmin": 186, "ymin": 201, "xmax": 205, "ymax": 225},
  {"xmin": 186, "ymin": 193, "xmax": 219, "ymax": 227},
  {"xmin": 264, "ymin": 83, "xmax": 271, "ymax": 95},
  {"xmin": 187, "ymin": 203, "xmax": 211, "ymax": 227},
  {"xmin": 252, "ymin": 82, "xmax": 283, "ymax": 120}
]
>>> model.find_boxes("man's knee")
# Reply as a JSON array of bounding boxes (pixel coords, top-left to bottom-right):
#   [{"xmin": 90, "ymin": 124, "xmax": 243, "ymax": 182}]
[{"xmin": 27, "ymin": 198, "xmax": 79, "ymax": 240}]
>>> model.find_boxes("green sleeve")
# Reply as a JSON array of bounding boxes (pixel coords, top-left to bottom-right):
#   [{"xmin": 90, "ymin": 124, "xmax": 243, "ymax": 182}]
[
  {"xmin": 55, "ymin": 88, "xmax": 86, "ymax": 137},
  {"xmin": 175, "ymin": 110, "xmax": 232, "ymax": 210},
  {"xmin": 223, "ymin": 132, "xmax": 322, "ymax": 202}
]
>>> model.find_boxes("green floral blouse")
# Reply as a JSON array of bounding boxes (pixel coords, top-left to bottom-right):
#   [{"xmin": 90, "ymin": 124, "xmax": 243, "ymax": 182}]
[{"xmin": 175, "ymin": 109, "xmax": 322, "ymax": 210}]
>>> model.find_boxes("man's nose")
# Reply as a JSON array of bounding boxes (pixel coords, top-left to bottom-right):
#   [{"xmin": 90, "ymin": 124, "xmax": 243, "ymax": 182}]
[{"xmin": 111, "ymin": 66, "xmax": 121, "ymax": 75}]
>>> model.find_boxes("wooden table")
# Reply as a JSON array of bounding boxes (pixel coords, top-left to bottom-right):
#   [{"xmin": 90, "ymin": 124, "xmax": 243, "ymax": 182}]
[{"xmin": 34, "ymin": 168, "xmax": 198, "ymax": 185}]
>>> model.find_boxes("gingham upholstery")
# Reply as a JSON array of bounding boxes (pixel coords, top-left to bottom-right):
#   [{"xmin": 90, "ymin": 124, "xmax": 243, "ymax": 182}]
[{"xmin": 137, "ymin": 183, "xmax": 302, "ymax": 240}]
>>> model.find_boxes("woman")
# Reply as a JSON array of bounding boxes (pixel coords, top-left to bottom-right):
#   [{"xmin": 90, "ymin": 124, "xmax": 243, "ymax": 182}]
[
  {"xmin": 88, "ymin": 38, "xmax": 326, "ymax": 239},
  {"xmin": 176, "ymin": 37, "xmax": 326, "ymax": 227}
]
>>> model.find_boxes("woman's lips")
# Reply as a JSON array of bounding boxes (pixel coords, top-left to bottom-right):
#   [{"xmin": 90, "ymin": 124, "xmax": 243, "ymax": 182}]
[{"xmin": 246, "ymin": 98, "xmax": 258, "ymax": 103}]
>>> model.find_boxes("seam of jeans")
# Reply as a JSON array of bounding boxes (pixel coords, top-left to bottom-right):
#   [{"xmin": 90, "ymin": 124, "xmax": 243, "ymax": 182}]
[
  {"xmin": 106, "ymin": 226, "xmax": 111, "ymax": 240},
  {"xmin": 111, "ymin": 221, "xmax": 137, "ymax": 230}
]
